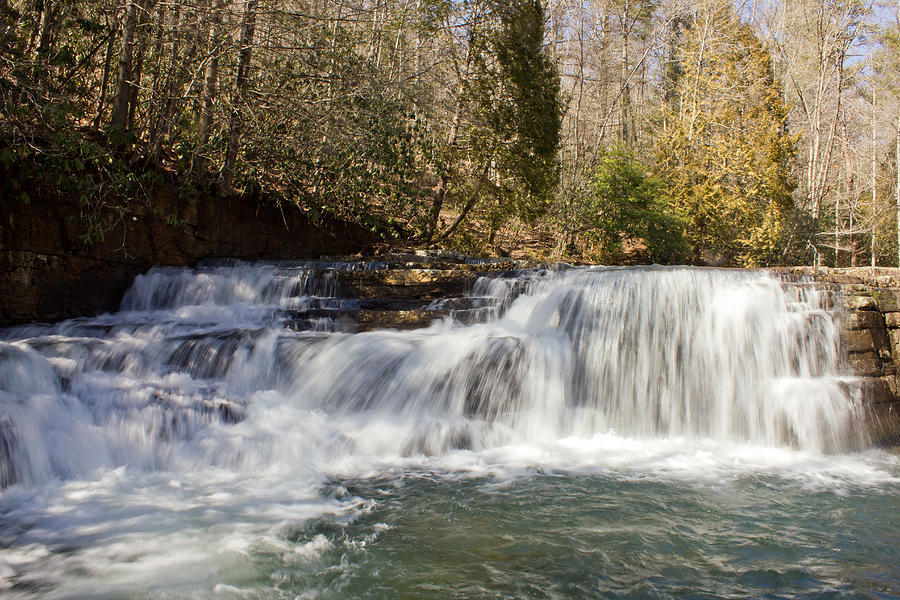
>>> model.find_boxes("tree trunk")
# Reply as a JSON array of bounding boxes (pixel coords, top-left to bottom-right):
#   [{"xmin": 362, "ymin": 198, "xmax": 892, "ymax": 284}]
[
  {"xmin": 687, "ymin": 10, "xmax": 708, "ymax": 145},
  {"xmin": 620, "ymin": 0, "xmax": 630, "ymax": 146},
  {"xmin": 197, "ymin": 0, "xmax": 225, "ymax": 147},
  {"xmin": 219, "ymin": 0, "xmax": 259, "ymax": 197},
  {"xmin": 126, "ymin": 37, "xmax": 146, "ymax": 132},
  {"xmin": 559, "ymin": 6, "xmax": 586, "ymax": 258},
  {"xmin": 110, "ymin": 0, "xmax": 142, "ymax": 133},
  {"xmin": 872, "ymin": 93, "xmax": 877, "ymax": 269},
  {"xmin": 433, "ymin": 160, "xmax": 492, "ymax": 243},
  {"xmin": 36, "ymin": 0, "xmax": 53, "ymax": 55},
  {"xmin": 426, "ymin": 35, "xmax": 472, "ymax": 241},
  {"xmin": 835, "ymin": 159, "xmax": 840, "ymax": 267},
  {"xmin": 426, "ymin": 94, "xmax": 462, "ymax": 241},
  {"xmin": 147, "ymin": 0, "xmax": 172, "ymax": 162},
  {"xmin": 93, "ymin": 16, "xmax": 119, "ymax": 130}
]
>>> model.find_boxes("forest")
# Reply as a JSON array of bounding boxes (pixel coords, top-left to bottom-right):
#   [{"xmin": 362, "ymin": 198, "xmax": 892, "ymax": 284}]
[{"xmin": 0, "ymin": 0, "xmax": 898, "ymax": 267}]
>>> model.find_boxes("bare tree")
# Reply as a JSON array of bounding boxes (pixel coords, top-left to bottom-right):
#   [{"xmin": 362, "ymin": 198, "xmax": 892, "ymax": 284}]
[
  {"xmin": 219, "ymin": 0, "xmax": 258, "ymax": 196},
  {"xmin": 110, "ymin": 0, "xmax": 145, "ymax": 132}
]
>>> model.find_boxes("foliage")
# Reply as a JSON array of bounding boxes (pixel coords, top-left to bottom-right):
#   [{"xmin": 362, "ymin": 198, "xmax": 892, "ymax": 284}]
[
  {"xmin": 654, "ymin": 3, "xmax": 797, "ymax": 266},
  {"xmin": 3, "ymin": 0, "xmax": 896, "ymax": 266},
  {"xmin": 235, "ymin": 23, "xmax": 425, "ymax": 235},
  {"xmin": 430, "ymin": 0, "xmax": 562, "ymax": 241},
  {"xmin": 576, "ymin": 149, "xmax": 688, "ymax": 264},
  {"xmin": 488, "ymin": 0, "xmax": 562, "ymax": 217}
]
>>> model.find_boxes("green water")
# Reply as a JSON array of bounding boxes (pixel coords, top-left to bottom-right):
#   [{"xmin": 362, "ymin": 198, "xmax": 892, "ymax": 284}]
[{"xmin": 209, "ymin": 458, "xmax": 899, "ymax": 600}]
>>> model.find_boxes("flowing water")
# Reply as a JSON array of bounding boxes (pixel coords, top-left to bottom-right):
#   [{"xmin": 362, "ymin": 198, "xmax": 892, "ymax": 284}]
[{"xmin": 0, "ymin": 262, "xmax": 897, "ymax": 599}]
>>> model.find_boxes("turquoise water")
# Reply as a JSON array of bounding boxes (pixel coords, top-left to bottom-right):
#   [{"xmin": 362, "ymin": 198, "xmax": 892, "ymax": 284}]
[
  {"xmin": 307, "ymin": 469, "xmax": 898, "ymax": 599},
  {"xmin": 1, "ymin": 444, "xmax": 898, "ymax": 599}
]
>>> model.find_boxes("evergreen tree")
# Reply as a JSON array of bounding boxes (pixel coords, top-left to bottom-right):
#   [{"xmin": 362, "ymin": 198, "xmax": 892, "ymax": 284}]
[
  {"xmin": 431, "ymin": 0, "xmax": 562, "ymax": 242},
  {"xmin": 655, "ymin": 1, "xmax": 796, "ymax": 266}
]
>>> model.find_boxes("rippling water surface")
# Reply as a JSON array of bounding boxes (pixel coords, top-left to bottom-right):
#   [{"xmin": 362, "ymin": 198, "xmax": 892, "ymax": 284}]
[
  {"xmin": 0, "ymin": 262, "xmax": 897, "ymax": 598},
  {"xmin": 305, "ymin": 460, "xmax": 900, "ymax": 600}
]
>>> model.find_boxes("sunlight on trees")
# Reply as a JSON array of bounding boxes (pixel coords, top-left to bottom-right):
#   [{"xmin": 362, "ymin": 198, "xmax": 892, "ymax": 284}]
[
  {"xmin": 655, "ymin": 2, "xmax": 796, "ymax": 266},
  {"xmin": 1, "ymin": 0, "xmax": 899, "ymax": 266}
]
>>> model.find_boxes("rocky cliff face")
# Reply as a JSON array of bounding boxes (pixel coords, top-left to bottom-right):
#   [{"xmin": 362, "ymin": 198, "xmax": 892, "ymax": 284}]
[
  {"xmin": 780, "ymin": 267, "xmax": 900, "ymax": 448},
  {"xmin": 0, "ymin": 192, "xmax": 376, "ymax": 325}
]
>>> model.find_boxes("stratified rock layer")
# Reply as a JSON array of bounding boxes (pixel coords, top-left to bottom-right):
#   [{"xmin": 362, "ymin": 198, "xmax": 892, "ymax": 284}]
[
  {"xmin": 779, "ymin": 267, "xmax": 900, "ymax": 448},
  {"xmin": 0, "ymin": 193, "xmax": 377, "ymax": 325}
]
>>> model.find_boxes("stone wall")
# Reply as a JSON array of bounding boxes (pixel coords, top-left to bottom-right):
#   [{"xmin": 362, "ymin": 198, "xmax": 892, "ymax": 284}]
[
  {"xmin": 1, "ymin": 191, "xmax": 377, "ymax": 325},
  {"xmin": 779, "ymin": 267, "xmax": 900, "ymax": 447}
]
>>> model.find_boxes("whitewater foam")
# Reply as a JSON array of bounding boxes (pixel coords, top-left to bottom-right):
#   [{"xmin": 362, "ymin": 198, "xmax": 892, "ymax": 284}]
[{"xmin": 0, "ymin": 261, "xmax": 892, "ymax": 598}]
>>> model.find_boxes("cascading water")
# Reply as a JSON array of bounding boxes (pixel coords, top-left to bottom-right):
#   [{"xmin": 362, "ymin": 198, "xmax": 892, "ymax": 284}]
[{"xmin": 0, "ymin": 261, "xmax": 896, "ymax": 599}]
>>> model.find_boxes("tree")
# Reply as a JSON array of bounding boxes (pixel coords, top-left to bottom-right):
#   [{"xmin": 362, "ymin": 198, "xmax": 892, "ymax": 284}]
[
  {"xmin": 576, "ymin": 149, "xmax": 688, "ymax": 263},
  {"xmin": 765, "ymin": 0, "xmax": 866, "ymax": 221},
  {"xmin": 429, "ymin": 0, "xmax": 562, "ymax": 242},
  {"xmin": 218, "ymin": 0, "xmax": 257, "ymax": 197},
  {"xmin": 4, "ymin": 0, "xmax": 894, "ymax": 265},
  {"xmin": 196, "ymin": 0, "xmax": 225, "ymax": 151},
  {"xmin": 872, "ymin": 5, "xmax": 900, "ymax": 265},
  {"xmin": 655, "ymin": 1, "xmax": 797, "ymax": 266},
  {"xmin": 110, "ymin": 0, "xmax": 148, "ymax": 134}
]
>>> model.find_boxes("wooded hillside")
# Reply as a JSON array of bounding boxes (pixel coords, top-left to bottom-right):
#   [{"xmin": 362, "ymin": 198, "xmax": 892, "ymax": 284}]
[{"xmin": 1, "ymin": 0, "xmax": 898, "ymax": 266}]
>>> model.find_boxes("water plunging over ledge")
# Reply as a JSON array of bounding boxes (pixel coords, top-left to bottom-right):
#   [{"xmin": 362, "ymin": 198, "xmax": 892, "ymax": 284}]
[{"xmin": 0, "ymin": 261, "xmax": 896, "ymax": 598}]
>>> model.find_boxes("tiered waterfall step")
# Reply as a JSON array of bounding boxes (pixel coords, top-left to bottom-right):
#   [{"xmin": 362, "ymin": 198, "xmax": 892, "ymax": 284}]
[
  {"xmin": 277, "ymin": 252, "xmax": 558, "ymax": 332},
  {"xmin": 778, "ymin": 266, "xmax": 900, "ymax": 447}
]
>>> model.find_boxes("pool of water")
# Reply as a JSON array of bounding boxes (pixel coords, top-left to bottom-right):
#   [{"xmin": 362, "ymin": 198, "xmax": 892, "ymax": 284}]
[{"xmin": 2, "ymin": 440, "xmax": 897, "ymax": 599}]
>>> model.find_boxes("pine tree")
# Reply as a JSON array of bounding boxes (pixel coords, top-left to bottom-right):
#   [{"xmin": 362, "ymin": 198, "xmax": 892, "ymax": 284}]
[{"xmin": 655, "ymin": 1, "xmax": 797, "ymax": 266}]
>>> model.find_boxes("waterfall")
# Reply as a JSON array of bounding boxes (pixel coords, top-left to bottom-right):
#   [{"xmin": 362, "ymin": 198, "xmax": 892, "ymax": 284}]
[{"xmin": 0, "ymin": 262, "xmax": 864, "ymax": 489}]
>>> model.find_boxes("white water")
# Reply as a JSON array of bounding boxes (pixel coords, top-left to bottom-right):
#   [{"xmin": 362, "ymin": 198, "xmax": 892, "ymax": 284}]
[{"xmin": 0, "ymin": 262, "xmax": 892, "ymax": 597}]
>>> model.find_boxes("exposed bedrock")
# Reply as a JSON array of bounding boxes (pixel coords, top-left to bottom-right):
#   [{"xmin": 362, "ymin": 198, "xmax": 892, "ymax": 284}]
[
  {"xmin": 0, "ymin": 193, "xmax": 377, "ymax": 326},
  {"xmin": 779, "ymin": 267, "xmax": 900, "ymax": 448},
  {"xmin": 3, "ymin": 216, "xmax": 899, "ymax": 450}
]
